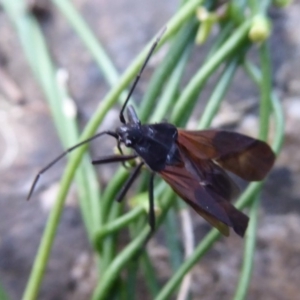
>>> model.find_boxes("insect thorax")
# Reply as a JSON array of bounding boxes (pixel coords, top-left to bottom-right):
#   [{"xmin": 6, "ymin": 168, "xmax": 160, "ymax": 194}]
[{"xmin": 117, "ymin": 123, "xmax": 181, "ymax": 172}]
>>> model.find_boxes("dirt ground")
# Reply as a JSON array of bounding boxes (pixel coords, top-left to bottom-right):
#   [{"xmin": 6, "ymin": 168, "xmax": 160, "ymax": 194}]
[{"xmin": 0, "ymin": 0, "xmax": 300, "ymax": 299}]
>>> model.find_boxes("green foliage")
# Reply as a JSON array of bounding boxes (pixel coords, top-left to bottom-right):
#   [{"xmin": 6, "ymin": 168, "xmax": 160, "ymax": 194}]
[
  {"xmin": 2, "ymin": 0, "xmax": 285, "ymax": 299},
  {"xmin": 0, "ymin": 283, "xmax": 10, "ymax": 300}
]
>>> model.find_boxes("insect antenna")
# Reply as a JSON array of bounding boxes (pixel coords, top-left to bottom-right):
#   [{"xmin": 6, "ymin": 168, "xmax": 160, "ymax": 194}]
[
  {"xmin": 27, "ymin": 130, "xmax": 118, "ymax": 200},
  {"xmin": 119, "ymin": 26, "xmax": 167, "ymax": 124}
]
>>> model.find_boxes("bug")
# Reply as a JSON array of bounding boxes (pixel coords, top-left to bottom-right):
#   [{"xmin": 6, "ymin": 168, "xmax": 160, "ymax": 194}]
[{"xmin": 28, "ymin": 28, "xmax": 275, "ymax": 237}]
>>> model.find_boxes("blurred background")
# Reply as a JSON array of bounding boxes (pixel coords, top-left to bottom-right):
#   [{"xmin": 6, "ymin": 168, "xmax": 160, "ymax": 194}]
[{"xmin": 0, "ymin": 0, "xmax": 300, "ymax": 299}]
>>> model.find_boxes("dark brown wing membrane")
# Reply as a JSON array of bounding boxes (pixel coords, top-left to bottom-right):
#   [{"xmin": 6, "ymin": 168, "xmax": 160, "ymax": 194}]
[
  {"xmin": 177, "ymin": 129, "xmax": 275, "ymax": 181},
  {"xmin": 159, "ymin": 161, "xmax": 249, "ymax": 237}
]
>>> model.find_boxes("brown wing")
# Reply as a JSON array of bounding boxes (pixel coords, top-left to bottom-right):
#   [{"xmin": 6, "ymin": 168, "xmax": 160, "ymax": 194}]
[
  {"xmin": 159, "ymin": 160, "xmax": 249, "ymax": 237},
  {"xmin": 177, "ymin": 129, "xmax": 275, "ymax": 181}
]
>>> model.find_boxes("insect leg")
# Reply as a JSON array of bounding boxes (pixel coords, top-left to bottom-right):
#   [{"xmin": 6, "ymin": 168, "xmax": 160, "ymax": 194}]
[
  {"xmin": 92, "ymin": 154, "xmax": 137, "ymax": 165},
  {"xmin": 117, "ymin": 140, "xmax": 124, "ymax": 155},
  {"xmin": 119, "ymin": 26, "xmax": 166, "ymax": 124},
  {"xmin": 27, "ymin": 130, "xmax": 118, "ymax": 200},
  {"xmin": 116, "ymin": 140, "xmax": 131, "ymax": 169},
  {"xmin": 116, "ymin": 162, "xmax": 144, "ymax": 202},
  {"xmin": 132, "ymin": 173, "xmax": 157, "ymax": 255},
  {"xmin": 148, "ymin": 172, "xmax": 156, "ymax": 233}
]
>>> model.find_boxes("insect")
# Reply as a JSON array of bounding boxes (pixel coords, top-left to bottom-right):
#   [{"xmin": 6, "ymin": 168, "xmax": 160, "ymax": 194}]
[{"xmin": 28, "ymin": 28, "xmax": 275, "ymax": 237}]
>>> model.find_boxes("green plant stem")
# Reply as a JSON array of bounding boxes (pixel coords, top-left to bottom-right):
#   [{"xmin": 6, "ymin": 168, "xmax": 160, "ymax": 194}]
[
  {"xmin": 233, "ymin": 40, "xmax": 273, "ymax": 300},
  {"xmin": 243, "ymin": 60, "xmax": 261, "ymax": 85},
  {"xmin": 51, "ymin": 0, "xmax": 119, "ymax": 86},
  {"xmin": 102, "ymin": 168, "xmax": 129, "ymax": 223},
  {"xmin": 125, "ymin": 198, "xmax": 160, "ymax": 298},
  {"xmin": 92, "ymin": 226, "xmax": 150, "ymax": 300},
  {"xmin": 92, "ymin": 187, "xmax": 176, "ymax": 300},
  {"xmin": 233, "ymin": 194, "xmax": 259, "ymax": 300},
  {"xmin": 125, "ymin": 260, "xmax": 139, "ymax": 300},
  {"xmin": 149, "ymin": 39, "xmax": 192, "ymax": 123},
  {"xmin": 165, "ymin": 209, "xmax": 183, "ymax": 272},
  {"xmin": 139, "ymin": 20, "xmax": 197, "ymax": 122},
  {"xmin": 248, "ymin": 0, "xmax": 260, "ymax": 14},
  {"xmin": 0, "ymin": 282, "xmax": 10, "ymax": 300},
  {"xmin": 155, "ymin": 228, "xmax": 220, "ymax": 300},
  {"xmin": 197, "ymin": 57, "xmax": 240, "ymax": 129},
  {"xmin": 140, "ymin": 252, "xmax": 161, "ymax": 298},
  {"xmin": 171, "ymin": 19, "xmax": 252, "ymax": 125},
  {"xmin": 206, "ymin": 22, "xmax": 235, "ymax": 59},
  {"xmin": 258, "ymin": 42, "xmax": 272, "ymax": 140},
  {"xmin": 94, "ymin": 206, "xmax": 144, "ymax": 242},
  {"xmin": 56, "ymin": 67, "xmax": 102, "ymax": 238},
  {"xmin": 271, "ymin": 92, "xmax": 285, "ymax": 152},
  {"xmin": 100, "ymin": 179, "xmax": 131, "ymax": 274},
  {"xmin": 100, "ymin": 202, "xmax": 123, "ymax": 270}
]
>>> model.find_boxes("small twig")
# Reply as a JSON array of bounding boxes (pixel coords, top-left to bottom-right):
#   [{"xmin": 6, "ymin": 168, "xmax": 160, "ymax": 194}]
[
  {"xmin": 56, "ymin": 68, "xmax": 77, "ymax": 120},
  {"xmin": 177, "ymin": 208, "xmax": 194, "ymax": 300}
]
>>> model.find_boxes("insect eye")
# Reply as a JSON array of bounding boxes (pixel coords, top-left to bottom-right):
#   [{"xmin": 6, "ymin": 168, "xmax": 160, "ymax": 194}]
[{"xmin": 125, "ymin": 139, "xmax": 132, "ymax": 147}]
